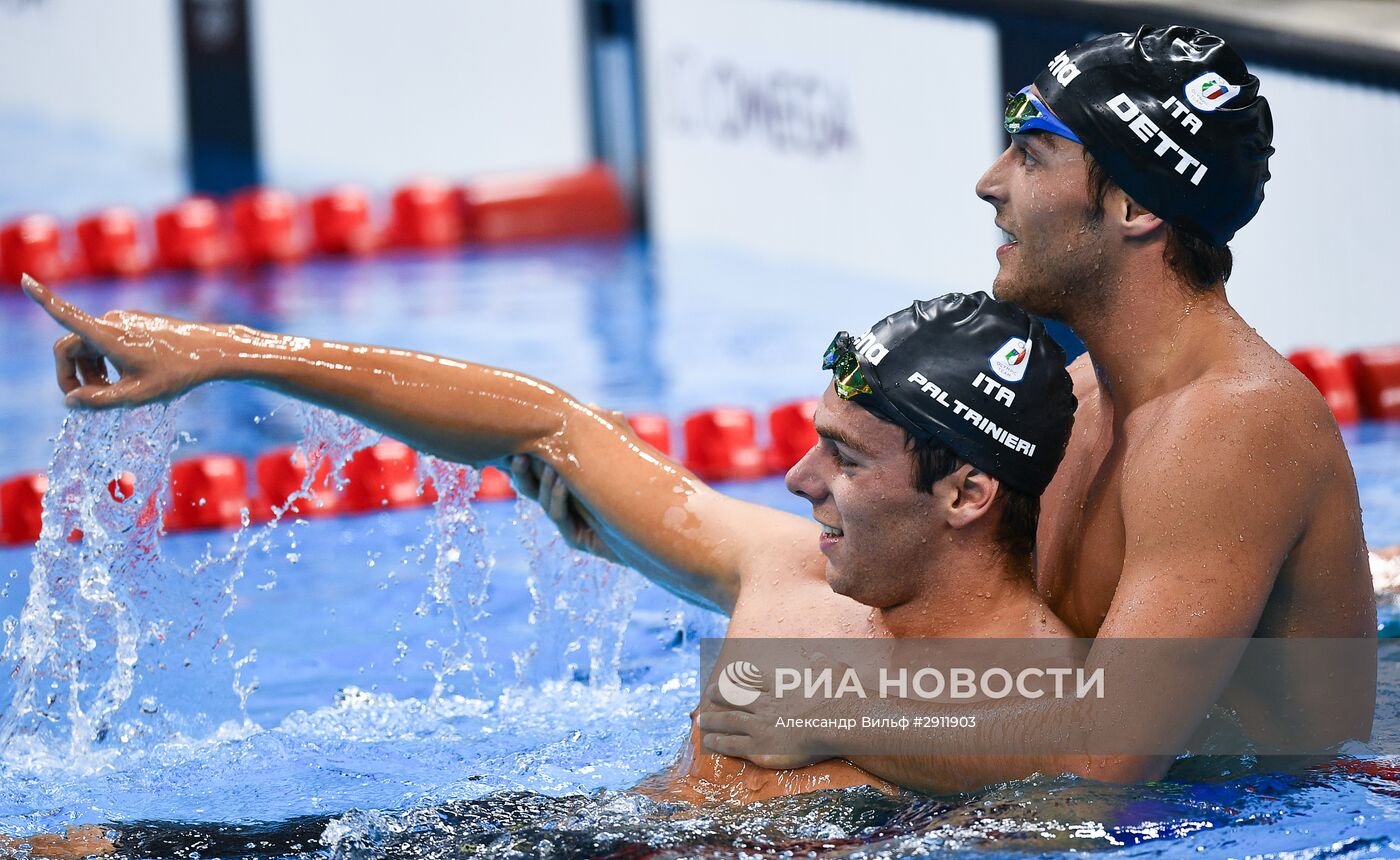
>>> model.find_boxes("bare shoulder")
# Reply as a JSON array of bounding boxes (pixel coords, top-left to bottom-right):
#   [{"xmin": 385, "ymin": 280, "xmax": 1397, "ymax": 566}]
[
  {"xmin": 1135, "ymin": 351, "xmax": 1338, "ymax": 467},
  {"xmin": 1120, "ymin": 346, "xmax": 1352, "ymax": 539}
]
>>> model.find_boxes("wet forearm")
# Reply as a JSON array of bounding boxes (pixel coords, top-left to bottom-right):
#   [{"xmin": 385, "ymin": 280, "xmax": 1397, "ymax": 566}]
[
  {"xmin": 217, "ymin": 327, "xmax": 569, "ymax": 464},
  {"xmin": 214, "ymin": 325, "xmax": 741, "ymax": 593},
  {"xmin": 843, "ymin": 697, "xmax": 1076, "ymax": 792},
  {"xmin": 837, "ymin": 696, "xmax": 1165, "ymax": 792}
]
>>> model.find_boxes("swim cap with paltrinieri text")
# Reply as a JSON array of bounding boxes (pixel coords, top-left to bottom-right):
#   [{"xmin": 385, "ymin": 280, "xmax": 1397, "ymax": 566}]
[
  {"xmin": 1034, "ymin": 25, "xmax": 1273, "ymax": 246},
  {"xmin": 843, "ymin": 293, "xmax": 1075, "ymax": 496}
]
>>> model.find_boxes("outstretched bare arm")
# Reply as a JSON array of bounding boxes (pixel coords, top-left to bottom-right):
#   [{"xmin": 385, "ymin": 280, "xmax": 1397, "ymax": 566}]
[{"xmin": 22, "ymin": 276, "xmax": 814, "ymax": 614}]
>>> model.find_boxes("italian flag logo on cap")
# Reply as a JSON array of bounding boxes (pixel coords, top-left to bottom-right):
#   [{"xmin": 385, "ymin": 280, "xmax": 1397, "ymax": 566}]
[
  {"xmin": 1185, "ymin": 72, "xmax": 1242, "ymax": 112},
  {"xmin": 990, "ymin": 337, "xmax": 1032, "ymax": 383}
]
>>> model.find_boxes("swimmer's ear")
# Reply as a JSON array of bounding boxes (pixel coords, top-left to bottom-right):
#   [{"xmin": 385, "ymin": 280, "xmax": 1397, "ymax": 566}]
[
  {"xmin": 944, "ymin": 464, "xmax": 1000, "ymax": 530},
  {"xmin": 1112, "ymin": 192, "xmax": 1166, "ymax": 241}
]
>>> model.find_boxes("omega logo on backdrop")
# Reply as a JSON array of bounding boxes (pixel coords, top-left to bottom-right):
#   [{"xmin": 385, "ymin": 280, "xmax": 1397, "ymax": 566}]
[{"xmin": 664, "ymin": 47, "xmax": 856, "ymax": 157}]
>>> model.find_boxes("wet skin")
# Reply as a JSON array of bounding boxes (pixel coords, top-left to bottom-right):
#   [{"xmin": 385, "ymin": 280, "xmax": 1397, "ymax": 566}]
[
  {"xmin": 518, "ymin": 392, "xmax": 1069, "ymax": 804},
  {"xmin": 975, "ymin": 97, "xmax": 1375, "ymax": 641},
  {"xmin": 988, "ymin": 124, "xmax": 1378, "ymax": 767},
  {"xmin": 537, "ymin": 96, "xmax": 1379, "ymax": 790},
  {"xmin": 753, "ymin": 94, "xmax": 1374, "ymax": 790},
  {"xmin": 20, "ymin": 277, "xmax": 1066, "ymax": 809}
]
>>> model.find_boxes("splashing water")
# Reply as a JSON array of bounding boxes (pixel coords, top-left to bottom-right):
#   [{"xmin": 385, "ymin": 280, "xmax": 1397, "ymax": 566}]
[
  {"xmin": 0, "ymin": 397, "xmax": 657, "ymax": 780},
  {"xmin": 0, "ymin": 405, "xmax": 178, "ymax": 767},
  {"xmin": 511, "ymin": 497, "xmax": 642, "ymax": 689},
  {"xmin": 16, "ymin": 406, "xmax": 1384, "ymax": 860},
  {"xmin": 414, "ymin": 457, "xmax": 495, "ymax": 699}
]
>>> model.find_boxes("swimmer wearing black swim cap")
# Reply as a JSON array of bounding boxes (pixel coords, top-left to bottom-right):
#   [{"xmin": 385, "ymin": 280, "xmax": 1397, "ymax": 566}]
[
  {"xmin": 1034, "ymin": 25, "xmax": 1273, "ymax": 247},
  {"xmin": 24, "ymin": 273, "xmax": 1082, "ymax": 808},
  {"xmin": 948, "ymin": 24, "xmax": 1377, "ymax": 792},
  {"xmin": 824, "ymin": 292, "xmax": 1075, "ymax": 497},
  {"xmin": 981, "ymin": 25, "xmax": 1275, "ymax": 322}
]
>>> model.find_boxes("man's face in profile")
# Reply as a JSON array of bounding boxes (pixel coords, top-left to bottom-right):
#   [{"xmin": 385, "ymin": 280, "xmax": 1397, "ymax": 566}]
[
  {"xmin": 785, "ymin": 386, "xmax": 941, "ymax": 608},
  {"xmin": 976, "ymin": 89, "xmax": 1109, "ymax": 320}
]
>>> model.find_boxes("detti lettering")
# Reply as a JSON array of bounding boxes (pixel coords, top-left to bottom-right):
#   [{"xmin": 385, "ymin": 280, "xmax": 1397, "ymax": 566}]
[{"xmin": 1106, "ymin": 93, "xmax": 1209, "ymax": 186}]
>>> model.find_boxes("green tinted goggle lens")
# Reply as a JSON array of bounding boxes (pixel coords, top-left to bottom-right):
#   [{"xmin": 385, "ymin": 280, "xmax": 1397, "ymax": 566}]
[
  {"xmin": 1003, "ymin": 88, "xmax": 1082, "ymax": 143},
  {"xmin": 1004, "ymin": 92, "xmax": 1038, "ymax": 134},
  {"xmin": 822, "ymin": 332, "xmax": 873, "ymax": 400}
]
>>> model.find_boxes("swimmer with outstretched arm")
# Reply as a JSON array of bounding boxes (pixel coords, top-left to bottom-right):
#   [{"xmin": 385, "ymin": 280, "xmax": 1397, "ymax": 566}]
[
  {"xmin": 20, "ymin": 281, "xmax": 1078, "ymax": 820},
  {"xmin": 668, "ymin": 25, "xmax": 1377, "ymax": 789}
]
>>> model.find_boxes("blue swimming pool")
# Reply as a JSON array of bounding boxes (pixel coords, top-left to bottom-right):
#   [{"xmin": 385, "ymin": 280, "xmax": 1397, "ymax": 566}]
[{"xmin": 1, "ymin": 241, "xmax": 1398, "ymax": 858}]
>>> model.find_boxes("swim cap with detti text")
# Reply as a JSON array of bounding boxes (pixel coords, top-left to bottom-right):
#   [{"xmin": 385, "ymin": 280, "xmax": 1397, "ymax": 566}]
[{"xmin": 1034, "ymin": 25, "xmax": 1274, "ymax": 246}]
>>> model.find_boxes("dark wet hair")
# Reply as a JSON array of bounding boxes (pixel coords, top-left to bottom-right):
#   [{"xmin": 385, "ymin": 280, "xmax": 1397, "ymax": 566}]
[
  {"xmin": 906, "ymin": 431, "xmax": 1038, "ymax": 567},
  {"xmin": 1085, "ymin": 155, "xmax": 1233, "ymax": 292}
]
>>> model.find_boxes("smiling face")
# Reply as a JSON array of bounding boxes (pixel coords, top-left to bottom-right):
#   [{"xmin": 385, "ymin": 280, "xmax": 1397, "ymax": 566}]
[
  {"xmin": 784, "ymin": 386, "xmax": 945, "ymax": 608},
  {"xmin": 975, "ymin": 92, "xmax": 1112, "ymax": 321}
]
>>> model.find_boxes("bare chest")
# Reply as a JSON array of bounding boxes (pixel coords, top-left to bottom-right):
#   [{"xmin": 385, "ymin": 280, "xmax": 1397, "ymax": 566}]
[{"xmin": 1035, "ymin": 407, "xmax": 1129, "ymax": 637}]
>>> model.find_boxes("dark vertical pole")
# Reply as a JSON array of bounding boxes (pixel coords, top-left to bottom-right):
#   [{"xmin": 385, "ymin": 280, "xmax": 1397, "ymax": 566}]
[
  {"xmin": 996, "ymin": 16, "xmax": 1094, "ymax": 362},
  {"xmin": 583, "ymin": 0, "xmax": 648, "ymax": 233},
  {"xmin": 583, "ymin": 0, "xmax": 608, "ymax": 165},
  {"xmin": 180, "ymin": 0, "xmax": 260, "ymax": 195}
]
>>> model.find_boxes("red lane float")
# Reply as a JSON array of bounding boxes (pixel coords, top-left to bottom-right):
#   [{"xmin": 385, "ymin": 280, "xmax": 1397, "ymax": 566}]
[
  {"xmin": 338, "ymin": 440, "xmax": 432, "ymax": 513},
  {"xmin": 5, "ymin": 165, "xmax": 631, "ymax": 286},
  {"xmin": 75, "ymin": 208, "xmax": 148, "ymax": 278},
  {"xmin": 154, "ymin": 197, "xmax": 225, "ymax": 270},
  {"xmin": 460, "ymin": 165, "xmax": 628, "ymax": 245},
  {"xmin": 626, "ymin": 413, "xmax": 672, "ymax": 456},
  {"xmin": 82, "ymin": 472, "xmax": 153, "ymax": 543},
  {"xmin": 108, "ymin": 472, "xmax": 136, "ymax": 503},
  {"xmin": 1, "ymin": 214, "xmax": 65, "ymax": 286},
  {"xmin": 766, "ymin": 399, "xmax": 818, "ymax": 473},
  {"xmin": 390, "ymin": 180, "xmax": 465, "ymax": 249},
  {"xmin": 0, "ymin": 473, "xmax": 47, "ymax": 545},
  {"xmin": 254, "ymin": 446, "xmax": 344, "ymax": 519},
  {"xmin": 230, "ymin": 188, "xmax": 303, "ymax": 265},
  {"xmin": 684, "ymin": 408, "xmax": 767, "ymax": 482},
  {"xmin": 310, "ymin": 186, "xmax": 379, "ymax": 256},
  {"xmin": 475, "ymin": 466, "xmax": 515, "ymax": 501},
  {"xmin": 166, "ymin": 455, "xmax": 250, "ymax": 533},
  {"xmin": 1344, "ymin": 347, "xmax": 1400, "ymax": 421},
  {"xmin": 1288, "ymin": 349, "xmax": 1359, "ymax": 425},
  {"xmin": 1, "ymin": 471, "xmax": 141, "ymax": 545}
]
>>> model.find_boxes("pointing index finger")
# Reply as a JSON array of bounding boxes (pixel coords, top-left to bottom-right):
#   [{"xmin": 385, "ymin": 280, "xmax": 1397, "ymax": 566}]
[{"xmin": 21, "ymin": 273, "xmax": 103, "ymax": 337}]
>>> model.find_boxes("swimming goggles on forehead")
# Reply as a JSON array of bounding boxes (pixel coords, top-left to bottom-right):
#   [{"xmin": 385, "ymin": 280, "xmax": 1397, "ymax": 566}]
[
  {"xmin": 822, "ymin": 332, "xmax": 874, "ymax": 400},
  {"xmin": 1004, "ymin": 85, "xmax": 1082, "ymax": 144}
]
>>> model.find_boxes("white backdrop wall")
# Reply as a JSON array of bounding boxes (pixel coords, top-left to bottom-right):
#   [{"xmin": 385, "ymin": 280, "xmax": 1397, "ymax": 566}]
[
  {"xmin": 639, "ymin": 0, "xmax": 1400, "ymax": 354},
  {"xmin": 1225, "ymin": 66, "xmax": 1400, "ymax": 352},
  {"xmin": 250, "ymin": 0, "xmax": 592, "ymax": 192},
  {"xmin": 640, "ymin": 0, "xmax": 1004, "ymax": 322},
  {"xmin": 0, "ymin": 0, "xmax": 186, "ymax": 221}
]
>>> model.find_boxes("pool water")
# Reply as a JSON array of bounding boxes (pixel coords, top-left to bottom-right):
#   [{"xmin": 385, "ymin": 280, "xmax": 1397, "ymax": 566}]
[{"xmin": 0, "ymin": 241, "xmax": 1398, "ymax": 858}]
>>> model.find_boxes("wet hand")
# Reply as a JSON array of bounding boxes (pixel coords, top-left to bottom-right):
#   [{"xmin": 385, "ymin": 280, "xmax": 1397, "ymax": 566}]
[
  {"xmin": 696, "ymin": 668, "xmax": 833, "ymax": 770},
  {"xmin": 22, "ymin": 274, "xmax": 232, "ymax": 409},
  {"xmin": 508, "ymin": 454, "xmax": 621, "ymax": 563}
]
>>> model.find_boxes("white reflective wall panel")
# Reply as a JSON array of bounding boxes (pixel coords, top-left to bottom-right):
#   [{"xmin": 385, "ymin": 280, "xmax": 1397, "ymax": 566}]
[{"xmin": 251, "ymin": 0, "xmax": 591, "ymax": 191}]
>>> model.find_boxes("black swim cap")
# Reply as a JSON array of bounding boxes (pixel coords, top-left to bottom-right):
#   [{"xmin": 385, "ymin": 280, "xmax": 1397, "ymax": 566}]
[
  {"xmin": 839, "ymin": 293, "xmax": 1075, "ymax": 496},
  {"xmin": 1034, "ymin": 25, "xmax": 1273, "ymax": 246}
]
